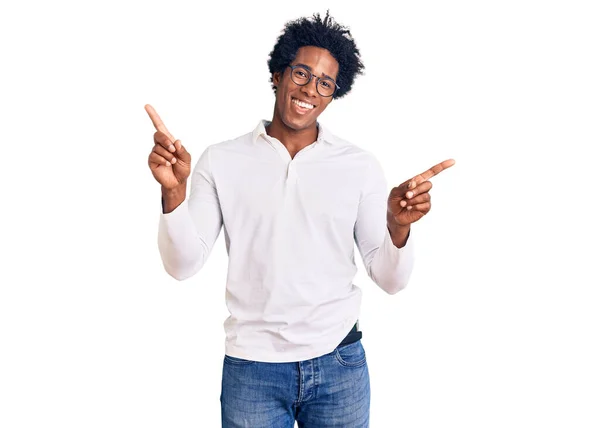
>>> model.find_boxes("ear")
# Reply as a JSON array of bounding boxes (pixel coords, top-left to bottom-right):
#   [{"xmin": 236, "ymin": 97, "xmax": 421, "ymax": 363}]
[{"xmin": 273, "ymin": 71, "xmax": 281, "ymax": 87}]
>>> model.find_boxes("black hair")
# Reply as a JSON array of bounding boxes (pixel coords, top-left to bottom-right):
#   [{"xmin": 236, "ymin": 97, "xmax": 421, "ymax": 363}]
[{"xmin": 267, "ymin": 10, "xmax": 365, "ymax": 99}]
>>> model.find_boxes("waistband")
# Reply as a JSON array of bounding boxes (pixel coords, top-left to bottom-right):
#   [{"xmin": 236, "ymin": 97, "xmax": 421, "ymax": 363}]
[{"xmin": 337, "ymin": 321, "xmax": 362, "ymax": 347}]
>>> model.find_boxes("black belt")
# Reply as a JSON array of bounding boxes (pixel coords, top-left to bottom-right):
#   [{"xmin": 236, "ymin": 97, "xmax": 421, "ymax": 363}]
[{"xmin": 337, "ymin": 321, "xmax": 362, "ymax": 347}]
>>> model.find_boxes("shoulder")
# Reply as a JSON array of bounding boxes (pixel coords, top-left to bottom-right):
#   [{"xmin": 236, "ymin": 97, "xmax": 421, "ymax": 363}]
[
  {"xmin": 195, "ymin": 131, "xmax": 254, "ymax": 164},
  {"xmin": 324, "ymin": 127, "xmax": 381, "ymax": 166},
  {"xmin": 192, "ymin": 131, "xmax": 253, "ymax": 173},
  {"xmin": 209, "ymin": 131, "xmax": 254, "ymax": 151}
]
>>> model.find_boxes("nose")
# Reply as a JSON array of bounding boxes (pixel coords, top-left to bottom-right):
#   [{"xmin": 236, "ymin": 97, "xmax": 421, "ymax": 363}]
[{"xmin": 300, "ymin": 76, "xmax": 319, "ymax": 99}]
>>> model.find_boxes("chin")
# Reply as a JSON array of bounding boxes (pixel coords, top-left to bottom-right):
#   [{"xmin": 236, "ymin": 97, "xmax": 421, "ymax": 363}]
[
  {"xmin": 283, "ymin": 117, "xmax": 312, "ymax": 131},
  {"xmin": 282, "ymin": 111, "xmax": 317, "ymax": 131}
]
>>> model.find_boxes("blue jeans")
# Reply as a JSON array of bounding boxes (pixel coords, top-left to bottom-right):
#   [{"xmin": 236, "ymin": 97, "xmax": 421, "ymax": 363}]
[{"xmin": 220, "ymin": 340, "xmax": 370, "ymax": 427}]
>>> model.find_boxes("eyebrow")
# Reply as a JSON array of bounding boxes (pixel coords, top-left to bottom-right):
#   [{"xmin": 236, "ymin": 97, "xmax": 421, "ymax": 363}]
[{"xmin": 293, "ymin": 63, "xmax": 336, "ymax": 82}]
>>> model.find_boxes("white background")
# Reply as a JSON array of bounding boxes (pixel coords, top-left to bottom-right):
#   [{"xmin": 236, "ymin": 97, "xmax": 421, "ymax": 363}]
[{"xmin": 1, "ymin": 0, "xmax": 599, "ymax": 426}]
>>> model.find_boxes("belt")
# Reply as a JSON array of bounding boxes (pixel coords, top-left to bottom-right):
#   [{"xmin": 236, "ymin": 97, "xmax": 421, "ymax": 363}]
[{"xmin": 337, "ymin": 321, "xmax": 362, "ymax": 347}]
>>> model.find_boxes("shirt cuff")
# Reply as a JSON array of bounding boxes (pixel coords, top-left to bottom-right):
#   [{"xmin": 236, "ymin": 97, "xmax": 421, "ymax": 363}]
[
  {"xmin": 159, "ymin": 198, "xmax": 191, "ymax": 230},
  {"xmin": 383, "ymin": 225, "xmax": 412, "ymax": 253}
]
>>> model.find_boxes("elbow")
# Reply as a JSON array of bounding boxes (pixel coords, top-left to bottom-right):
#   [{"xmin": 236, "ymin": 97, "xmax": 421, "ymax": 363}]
[
  {"xmin": 166, "ymin": 269, "xmax": 194, "ymax": 281},
  {"xmin": 370, "ymin": 269, "xmax": 412, "ymax": 295},
  {"xmin": 381, "ymin": 279, "xmax": 409, "ymax": 295},
  {"xmin": 162, "ymin": 260, "xmax": 203, "ymax": 282},
  {"xmin": 158, "ymin": 244, "xmax": 206, "ymax": 281}
]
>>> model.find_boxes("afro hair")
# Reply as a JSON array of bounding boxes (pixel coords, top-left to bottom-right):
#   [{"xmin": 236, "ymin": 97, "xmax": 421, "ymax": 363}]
[{"xmin": 267, "ymin": 10, "xmax": 365, "ymax": 99}]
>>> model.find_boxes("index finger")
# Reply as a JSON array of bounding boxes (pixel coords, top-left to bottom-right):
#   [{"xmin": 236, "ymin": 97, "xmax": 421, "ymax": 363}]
[
  {"xmin": 144, "ymin": 104, "xmax": 175, "ymax": 142},
  {"xmin": 411, "ymin": 158, "xmax": 455, "ymax": 186}
]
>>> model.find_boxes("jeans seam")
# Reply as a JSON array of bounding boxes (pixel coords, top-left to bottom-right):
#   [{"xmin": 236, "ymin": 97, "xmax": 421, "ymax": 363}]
[
  {"xmin": 224, "ymin": 355, "xmax": 256, "ymax": 365},
  {"xmin": 334, "ymin": 343, "xmax": 367, "ymax": 367}
]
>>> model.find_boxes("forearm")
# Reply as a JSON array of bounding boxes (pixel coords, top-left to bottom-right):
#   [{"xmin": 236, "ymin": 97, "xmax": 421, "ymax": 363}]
[
  {"xmin": 368, "ymin": 229, "xmax": 415, "ymax": 294},
  {"xmin": 161, "ymin": 183, "xmax": 187, "ymax": 213},
  {"xmin": 386, "ymin": 212, "xmax": 410, "ymax": 248},
  {"xmin": 157, "ymin": 160, "xmax": 223, "ymax": 281},
  {"xmin": 157, "ymin": 200, "xmax": 206, "ymax": 280},
  {"xmin": 355, "ymin": 155, "xmax": 415, "ymax": 294}
]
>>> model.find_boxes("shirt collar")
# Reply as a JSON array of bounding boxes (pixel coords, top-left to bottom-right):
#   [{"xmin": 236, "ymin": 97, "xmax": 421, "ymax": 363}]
[{"xmin": 252, "ymin": 120, "xmax": 341, "ymax": 145}]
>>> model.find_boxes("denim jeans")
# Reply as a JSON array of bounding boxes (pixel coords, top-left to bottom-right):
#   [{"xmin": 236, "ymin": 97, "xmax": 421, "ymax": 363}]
[{"xmin": 220, "ymin": 340, "xmax": 370, "ymax": 427}]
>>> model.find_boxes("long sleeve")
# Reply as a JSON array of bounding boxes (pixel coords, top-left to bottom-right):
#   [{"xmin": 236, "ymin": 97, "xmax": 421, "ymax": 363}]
[
  {"xmin": 157, "ymin": 145, "xmax": 223, "ymax": 280},
  {"xmin": 354, "ymin": 155, "xmax": 415, "ymax": 294}
]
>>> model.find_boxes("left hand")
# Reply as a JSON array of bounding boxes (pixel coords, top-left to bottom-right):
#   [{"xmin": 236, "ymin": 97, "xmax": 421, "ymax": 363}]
[{"xmin": 388, "ymin": 159, "xmax": 455, "ymax": 227}]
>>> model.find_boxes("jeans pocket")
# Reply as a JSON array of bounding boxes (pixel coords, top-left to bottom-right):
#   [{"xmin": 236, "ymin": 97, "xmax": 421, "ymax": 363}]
[
  {"xmin": 224, "ymin": 354, "xmax": 256, "ymax": 365},
  {"xmin": 334, "ymin": 340, "xmax": 367, "ymax": 367}
]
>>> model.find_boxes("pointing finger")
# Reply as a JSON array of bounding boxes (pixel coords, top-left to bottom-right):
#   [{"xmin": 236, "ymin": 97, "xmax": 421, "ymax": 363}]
[
  {"xmin": 145, "ymin": 104, "xmax": 175, "ymax": 143},
  {"xmin": 410, "ymin": 159, "xmax": 455, "ymax": 187}
]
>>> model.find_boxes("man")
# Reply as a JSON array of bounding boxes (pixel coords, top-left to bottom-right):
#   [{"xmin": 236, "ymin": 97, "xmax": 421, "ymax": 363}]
[{"xmin": 146, "ymin": 11, "xmax": 454, "ymax": 428}]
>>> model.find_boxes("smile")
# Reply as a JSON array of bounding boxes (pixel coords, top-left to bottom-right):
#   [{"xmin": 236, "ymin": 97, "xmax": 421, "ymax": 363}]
[{"xmin": 292, "ymin": 97, "xmax": 315, "ymax": 109}]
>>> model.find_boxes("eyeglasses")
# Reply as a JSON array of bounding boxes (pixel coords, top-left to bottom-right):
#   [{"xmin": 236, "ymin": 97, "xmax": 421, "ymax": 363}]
[{"xmin": 287, "ymin": 65, "xmax": 340, "ymax": 98}]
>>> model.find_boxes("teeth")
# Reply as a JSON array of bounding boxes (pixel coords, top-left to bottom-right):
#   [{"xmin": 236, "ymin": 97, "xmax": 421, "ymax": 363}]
[{"xmin": 292, "ymin": 98, "xmax": 314, "ymax": 109}]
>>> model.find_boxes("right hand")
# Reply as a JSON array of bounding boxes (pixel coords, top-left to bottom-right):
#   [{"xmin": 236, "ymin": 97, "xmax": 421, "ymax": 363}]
[{"xmin": 145, "ymin": 104, "xmax": 191, "ymax": 189}]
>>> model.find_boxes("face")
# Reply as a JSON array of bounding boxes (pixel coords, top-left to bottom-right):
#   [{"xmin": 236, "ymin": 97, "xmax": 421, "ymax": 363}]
[{"xmin": 272, "ymin": 46, "xmax": 339, "ymax": 132}]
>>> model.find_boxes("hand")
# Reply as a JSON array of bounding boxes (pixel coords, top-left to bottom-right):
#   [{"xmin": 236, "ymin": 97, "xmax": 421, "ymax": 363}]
[
  {"xmin": 388, "ymin": 159, "xmax": 455, "ymax": 227},
  {"xmin": 145, "ymin": 104, "xmax": 191, "ymax": 189}
]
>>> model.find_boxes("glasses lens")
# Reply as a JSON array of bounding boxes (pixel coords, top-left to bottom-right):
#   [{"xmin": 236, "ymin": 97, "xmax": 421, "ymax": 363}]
[
  {"xmin": 317, "ymin": 78, "xmax": 336, "ymax": 97},
  {"xmin": 290, "ymin": 66, "xmax": 311, "ymax": 85}
]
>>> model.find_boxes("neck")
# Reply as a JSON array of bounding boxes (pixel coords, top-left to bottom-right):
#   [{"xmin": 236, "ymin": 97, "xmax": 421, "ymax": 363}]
[{"xmin": 266, "ymin": 114, "xmax": 318, "ymax": 151}]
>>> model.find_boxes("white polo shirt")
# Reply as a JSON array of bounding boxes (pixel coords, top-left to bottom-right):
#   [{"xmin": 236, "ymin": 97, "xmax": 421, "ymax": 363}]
[{"xmin": 158, "ymin": 120, "xmax": 415, "ymax": 362}]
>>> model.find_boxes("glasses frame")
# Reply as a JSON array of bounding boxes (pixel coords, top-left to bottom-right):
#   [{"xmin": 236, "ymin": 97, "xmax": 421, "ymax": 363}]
[{"xmin": 287, "ymin": 65, "xmax": 340, "ymax": 98}]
